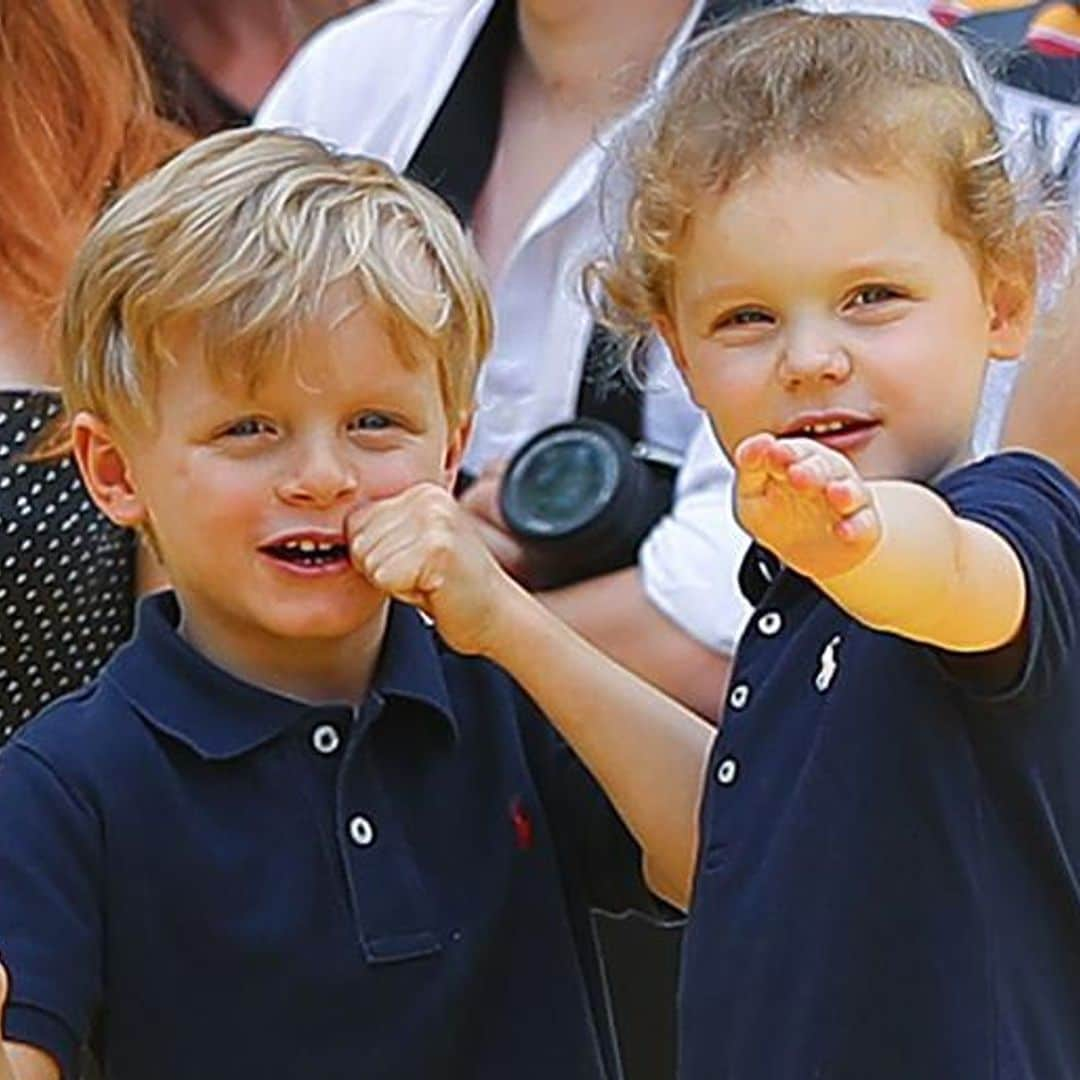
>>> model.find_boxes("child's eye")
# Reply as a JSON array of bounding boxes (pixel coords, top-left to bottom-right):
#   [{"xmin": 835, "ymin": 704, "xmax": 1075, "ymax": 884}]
[
  {"xmin": 349, "ymin": 413, "xmax": 394, "ymax": 433},
  {"xmin": 848, "ymin": 285, "xmax": 903, "ymax": 308},
  {"xmin": 713, "ymin": 307, "xmax": 774, "ymax": 332},
  {"xmin": 221, "ymin": 417, "xmax": 275, "ymax": 438}
]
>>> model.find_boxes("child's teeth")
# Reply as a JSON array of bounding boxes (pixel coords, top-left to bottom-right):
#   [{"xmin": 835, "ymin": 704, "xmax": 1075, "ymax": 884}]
[{"xmin": 300, "ymin": 540, "xmax": 316, "ymax": 552}]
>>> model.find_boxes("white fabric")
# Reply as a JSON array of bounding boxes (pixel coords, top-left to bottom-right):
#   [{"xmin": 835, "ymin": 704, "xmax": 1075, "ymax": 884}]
[{"xmin": 258, "ymin": 0, "xmax": 754, "ymax": 653}]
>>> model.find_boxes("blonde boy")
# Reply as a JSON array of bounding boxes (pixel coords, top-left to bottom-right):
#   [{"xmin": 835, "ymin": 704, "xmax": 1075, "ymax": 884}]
[{"xmin": 0, "ymin": 130, "xmax": 660, "ymax": 1080}]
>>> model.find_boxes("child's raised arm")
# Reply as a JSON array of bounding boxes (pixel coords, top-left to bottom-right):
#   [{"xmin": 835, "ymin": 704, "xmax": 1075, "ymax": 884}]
[
  {"xmin": 348, "ymin": 485, "xmax": 715, "ymax": 910},
  {"xmin": 734, "ymin": 433, "xmax": 1027, "ymax": 653}
]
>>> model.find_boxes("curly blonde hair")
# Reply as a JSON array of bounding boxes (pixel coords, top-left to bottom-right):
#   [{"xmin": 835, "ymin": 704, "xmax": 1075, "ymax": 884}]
[
  {"xmin": 590, "ymin": 7, "xmax": 1050, "ymax": 347},
  {"xmin": 61, "ymin": 128, "xmax": 492, "ymax": 433}
]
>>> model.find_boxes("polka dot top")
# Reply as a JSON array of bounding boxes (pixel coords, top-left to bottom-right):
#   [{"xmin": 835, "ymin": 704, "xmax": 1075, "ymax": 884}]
[{"xmin": 0, "ymin": 389, "xmax": 135, "ymax": 741}]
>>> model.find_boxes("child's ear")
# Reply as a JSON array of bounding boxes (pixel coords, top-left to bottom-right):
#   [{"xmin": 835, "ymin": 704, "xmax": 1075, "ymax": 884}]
[
  {"xmin": 441, "ymin": 411, "xmax": 474, "ymax": 489},
  {"xmin": 987, "ymin": 270, "xmax": 1036, "ymax": 360},
  {"xmin": 70, "ymin": 412, "xmax": 148, "ymax": 529}
]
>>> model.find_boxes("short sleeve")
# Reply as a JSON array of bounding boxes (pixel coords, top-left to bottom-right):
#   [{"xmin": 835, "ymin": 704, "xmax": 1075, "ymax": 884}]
[
  {"xmin": 938, "ymin": 452, "xmax": 1080, "ymax": 702},
  {"xmin": 639, "ymin": 419, "xmax": 752, "ymax": 655},
  {"xmin": 0, "ymin": 742, "xmax": 104, "ymax": 1079},
  {"xmin": 513, "ymin": 692, "xmax": 672, "ymax": 920}
]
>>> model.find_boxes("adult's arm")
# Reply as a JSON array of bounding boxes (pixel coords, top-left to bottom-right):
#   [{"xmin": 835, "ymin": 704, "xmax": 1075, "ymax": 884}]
[
  {"xmin": 1002, "ymin": 269, "xmax": 1080, "ymax": 480},
  {"xmin": 462, "ymin": 421, "xmax": 748, "ymax": 719},
  {"xmin": 540, "ymin": 568, "xmax": 731, "ymax": 720}
]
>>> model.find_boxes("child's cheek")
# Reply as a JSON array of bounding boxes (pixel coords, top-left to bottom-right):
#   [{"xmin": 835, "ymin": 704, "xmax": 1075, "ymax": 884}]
[{"xmin": 356, "ymin": 448, "xmax": 451, "ymax": 502}]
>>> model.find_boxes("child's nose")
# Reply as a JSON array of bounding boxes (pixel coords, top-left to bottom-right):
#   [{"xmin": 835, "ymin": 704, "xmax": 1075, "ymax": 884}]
[
  {"xmin": 778, "ymin": 327, "xmax": 852, "ymax": 389},
  {"xmin": 276, "ymin": 438, "xmax": 358, "ymax": 507}
]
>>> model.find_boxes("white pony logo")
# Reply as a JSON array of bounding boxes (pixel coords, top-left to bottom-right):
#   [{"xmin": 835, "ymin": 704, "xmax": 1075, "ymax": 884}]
[{"xmin": 815, "ymin": 634, "xmax": 842, "ymax": 693}]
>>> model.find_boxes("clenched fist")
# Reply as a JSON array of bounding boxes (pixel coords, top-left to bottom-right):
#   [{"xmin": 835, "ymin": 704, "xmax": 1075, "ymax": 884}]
[{"xmin": 347, "ymin": 483, "xmax": 520, "ymax": 657}]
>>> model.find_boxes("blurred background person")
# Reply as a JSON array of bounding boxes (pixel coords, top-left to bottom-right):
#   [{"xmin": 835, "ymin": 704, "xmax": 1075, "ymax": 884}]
[
  {"xmin": 135, "ymin": 0, "xmax": 374, "ymax": 135},
  {"xmin": 0, "ymin": 0, "xmax": 186, "ymax": 743}
]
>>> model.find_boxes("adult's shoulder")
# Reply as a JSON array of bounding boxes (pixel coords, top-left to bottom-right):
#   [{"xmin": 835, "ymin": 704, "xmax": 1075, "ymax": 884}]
[{"xmin": 257, "ymin": 0, "xmax": 493, "ymax": 165}]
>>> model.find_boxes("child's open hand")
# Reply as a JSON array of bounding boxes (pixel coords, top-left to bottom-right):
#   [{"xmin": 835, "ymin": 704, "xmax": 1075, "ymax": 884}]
[
  {"xmin": 734, "ymin": 433, "xmax": 882, "ymax": 580},
  {"xmin": 347, "ymin": 484, "xmax": 517, "ymax": 657}
]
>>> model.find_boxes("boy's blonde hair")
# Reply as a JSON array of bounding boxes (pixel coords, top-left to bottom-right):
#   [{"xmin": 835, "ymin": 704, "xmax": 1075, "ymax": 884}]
[
  {"xmin": 60, "ymin": 128, "xmax": 493, "ymax": 432},
  {"xmin": 591, "ymin": 7, "xmax": 1054, "ymax": 345}
]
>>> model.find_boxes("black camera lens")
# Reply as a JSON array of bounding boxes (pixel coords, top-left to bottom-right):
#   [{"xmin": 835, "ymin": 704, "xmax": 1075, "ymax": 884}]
[
  {"xmin": 501, "ymin": 427, "xmax": 621, "ymax": 538},
  {"xmin": 500, "ymin": 419, "xmax": 677, "ymax": 589}
]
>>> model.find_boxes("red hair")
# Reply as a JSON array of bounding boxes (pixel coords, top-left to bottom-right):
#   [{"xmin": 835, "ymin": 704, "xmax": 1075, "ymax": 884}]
[{"xmin": 0, "ymin": 0, "xmax": 189, "ymax": 330}]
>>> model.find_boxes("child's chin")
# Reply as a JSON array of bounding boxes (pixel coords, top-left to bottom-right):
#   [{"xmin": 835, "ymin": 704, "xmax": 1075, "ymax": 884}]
[{"xmin": 263, "ymin": 594, "xmax": 385, "ymax": 641}]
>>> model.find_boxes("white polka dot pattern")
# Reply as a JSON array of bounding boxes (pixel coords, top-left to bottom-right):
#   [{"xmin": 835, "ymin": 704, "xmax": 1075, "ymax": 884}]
[{"xmin": 0, "ymin": 391, "xmax": 135, "ymax": 740}]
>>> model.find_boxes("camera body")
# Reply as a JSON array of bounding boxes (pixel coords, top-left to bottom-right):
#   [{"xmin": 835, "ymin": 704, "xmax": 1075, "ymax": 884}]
[{"xmin": 499, "ymin": 418, "xmax": 679, "ymax": 590}]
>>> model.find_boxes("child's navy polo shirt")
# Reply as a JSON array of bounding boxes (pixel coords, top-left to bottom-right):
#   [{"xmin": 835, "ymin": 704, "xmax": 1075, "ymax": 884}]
[
  {"xmin": 0, "ymin": 592, "xmax": 658, "ymax": 1080},
  {"xmin": 680, "ymin": 452, "xmax": 1080, "ymax": 1080}
]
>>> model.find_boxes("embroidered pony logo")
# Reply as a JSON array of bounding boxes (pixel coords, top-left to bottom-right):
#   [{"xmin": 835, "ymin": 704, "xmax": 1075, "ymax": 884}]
[{"xmin": 815, "ymin": 634, "xmax": 842, "ymax": 693}]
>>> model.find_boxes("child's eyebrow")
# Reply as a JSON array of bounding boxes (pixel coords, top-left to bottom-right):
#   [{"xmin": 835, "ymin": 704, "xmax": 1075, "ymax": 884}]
[
  {"xmin": 685, "ymin": 256, "xmax": 931, "ymax": 316},
  {"xmin": 834, "ymin": 257, "xmax": 927, "ymax": 281},
  {"xmin": 683, "ymin": 281, "xmax": 762, "ymax": 320}
]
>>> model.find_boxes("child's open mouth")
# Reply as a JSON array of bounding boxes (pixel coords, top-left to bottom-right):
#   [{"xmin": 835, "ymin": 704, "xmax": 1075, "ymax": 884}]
[
  {"xmin": 259, "ymin": 537, "xmax": 351, "ymax": 574},
  {"xmin": 779, "ymin": 413, "xmax": 880, "ymax": 452}
]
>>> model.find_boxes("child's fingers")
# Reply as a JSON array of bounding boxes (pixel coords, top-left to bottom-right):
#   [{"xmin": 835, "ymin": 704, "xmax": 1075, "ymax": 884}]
[
  {"xmin": 733, "ymin": 432, "xmax": 776, "ymax": 471},
  {"xmin": 353, "ymin": 530, "xmax": 417, "ymax": 584},
  {"xmin": 787, "ymin": 451, "xmax": 850, "ymax": 493},
  {"xmin": 735, "ymin": 433, "xmax": 782, "ymax": 498},
  {"xmin": 764, "ymin": 437, "xmax": 804, "ymax": 469},
  {"xmin": 347, "ymin": 497, "xmax": 406, "ymax": 559},
  {"xmin": 349, "ymin": 513, "xmax": 412, "ymax": 576},
  {"xmin": 833, "ymin": 505, "xmax": 879, "ymax": 545},
  {"xmin": 786, "ymin": 453, "xmax": 835, "ymax": 493},
  {"xmin": 347, "ymin": 484, "xmax": 452, "ymax": 565},
  {"xmin": 824, "ymin": 478, "xmax": 871, "ymax": 516},
  {"xmin": 365, "ymin": 536, "xmax": 448, "ymax": 596}
]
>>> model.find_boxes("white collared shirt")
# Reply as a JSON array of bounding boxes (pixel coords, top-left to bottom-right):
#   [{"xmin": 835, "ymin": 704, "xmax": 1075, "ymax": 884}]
[{"xmin": 258, "ymin": 0, "xmax": 753, "ymax": 654}]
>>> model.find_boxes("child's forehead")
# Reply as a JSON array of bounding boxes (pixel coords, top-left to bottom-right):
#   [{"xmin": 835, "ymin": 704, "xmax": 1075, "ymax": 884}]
[
  {"xmin": 669, "ymin": 158, "xmax": 982, "ymax": 308},
  {"xmin": 168, "ymin": 292, "xmax": 418, "ymax": 382},
  {"xmin": 684, "ymin": 155, "xmax": 954, "ymax": 256}
]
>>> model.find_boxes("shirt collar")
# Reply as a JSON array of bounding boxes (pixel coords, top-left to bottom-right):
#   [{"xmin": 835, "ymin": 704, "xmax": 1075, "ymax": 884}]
[
  {"xmin": 738, "ymin": 544, "xmax": 783, "ymax": 608},
  {"xmin": 105, "ymin": 592, "xmax": 459, "ymax": 761}
]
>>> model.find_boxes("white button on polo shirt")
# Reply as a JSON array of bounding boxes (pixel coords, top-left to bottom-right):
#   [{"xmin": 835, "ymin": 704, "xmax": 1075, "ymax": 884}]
[
  {"xmin": 716, "ymin": 756, "xmax": 739, "ymax": 786},
  {"xmin": 348, "ymin": 815, "xmax": 375, "ymax": 847},
  {"xmin": 729, "ymin": 683, "xmax": 751, "ymax": 710},
  {"xmin": 757, "ymin": 611, "xmax": 783, "ymax": 636},
  {"xmin": 311, "ymin": 724, "xmax": 341, "ymax": 755}
]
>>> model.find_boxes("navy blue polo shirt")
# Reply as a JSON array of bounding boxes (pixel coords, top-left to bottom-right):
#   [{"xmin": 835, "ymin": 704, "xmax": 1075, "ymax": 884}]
[
  {"xmin": 0, "ymin": 593, "xmax": 657, "ymax": 1080},
  {"xmin": 680, "ymin": 451, "xmax": 1080, "ymax": 1080}
]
